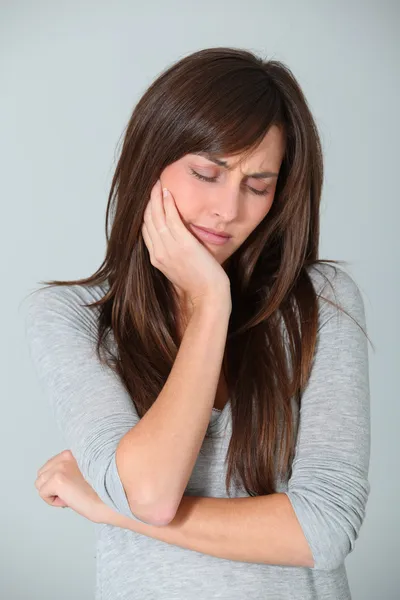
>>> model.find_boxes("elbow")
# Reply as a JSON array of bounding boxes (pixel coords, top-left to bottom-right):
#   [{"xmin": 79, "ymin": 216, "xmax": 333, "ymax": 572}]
[
  {"xmin": 124, "ymin": 471, "xmax": 178, "ymax": 526},
  {"xmin": 310, "ymin": 535, "xmax": 351, "ymax": 571},
  {"xmin": 311, "ymin": 530, "xmax": 366, "ymax": 571},
  {"xmin": 315, "ymin": 506, "xmax": 369, "ymax": 570},
  {"xmin": 120, "ymin": 470, "xmax": 180, "ymax": 527},
  {"xmin": 126, "ymin": 492, "xmax": 176, "ymax": 527},
  {"xmin": 114, "ymin": 439, "xmax": 177, "ymax": 526},
  {"xmin": 285, "ymin": 489, "xmax": 369, "ymax": 571},
  {"xmin": 138, "ymin": 494, "xmax": 181, "ymax": 527}
]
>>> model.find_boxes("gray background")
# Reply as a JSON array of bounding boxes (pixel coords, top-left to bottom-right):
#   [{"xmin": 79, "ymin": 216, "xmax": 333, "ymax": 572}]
[{"xmin": 2, "ymin": 0, "xmax": 399, "ymax": 598}]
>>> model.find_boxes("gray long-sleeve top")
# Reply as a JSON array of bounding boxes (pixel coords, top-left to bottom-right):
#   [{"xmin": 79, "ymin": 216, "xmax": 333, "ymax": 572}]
[{"xmin": 23, "ymin": 263, "xmax": 371, "ymax": 599}]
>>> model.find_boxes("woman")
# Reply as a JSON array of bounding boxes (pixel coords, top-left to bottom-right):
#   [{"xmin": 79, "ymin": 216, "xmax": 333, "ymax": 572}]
[{"xmin": 24, "ymin": 47, "xmax": 372, "ymax": 599}]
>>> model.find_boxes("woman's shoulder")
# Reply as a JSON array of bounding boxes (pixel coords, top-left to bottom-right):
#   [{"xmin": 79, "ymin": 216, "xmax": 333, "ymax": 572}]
[
  {"xmin": 305, "ymin": 262, "xmax": 367, "ymax": 328},
  {"xmin": 22, "ymin": 281, "xmax": 110, "ymax": 337},
  {"xmin": 306, "ymin": 262, "xmax": 364, "ymax": 303}
]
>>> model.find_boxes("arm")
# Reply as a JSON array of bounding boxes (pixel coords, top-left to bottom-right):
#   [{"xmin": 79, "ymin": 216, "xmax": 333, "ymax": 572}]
[
  {"xmin": 24, "ymin": 284, "xmax": 150, "ymax": 524},
  {"xmin": 99, "ymin": 493, "xmax": 315, "ymax": 568},
  {"xmin": 283, "ymin": 267, "xmax": 371, "ymax": 570},
  {"xmin": 24, "ymin": 283, "xmax": 231, "ymax": 527},
  {"xmin": 98, "ymin": 266, "xmax": 372, "ymax": 571},
  {"xmin": 116, "ymin": 294, "xmax": 231, "ymax": 525}
]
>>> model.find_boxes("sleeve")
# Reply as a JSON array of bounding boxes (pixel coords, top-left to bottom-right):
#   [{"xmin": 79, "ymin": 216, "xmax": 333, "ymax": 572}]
[
  {"xmin": 284, "ymin": 266, "xmax": 371, "ymax": 571},
  {"xmin": 23, "ymin": 284, "xmax": 150, "ymax": 524}
]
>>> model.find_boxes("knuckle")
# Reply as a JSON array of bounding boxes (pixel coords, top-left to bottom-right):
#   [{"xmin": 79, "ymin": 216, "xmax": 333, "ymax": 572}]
[
  {"xmin": 54, "ymin": 471, "xmax": 66, "ymax": 485},
  {"xmin": 153, "ymin": 251, "xmax": 163, "ymax": 263}
]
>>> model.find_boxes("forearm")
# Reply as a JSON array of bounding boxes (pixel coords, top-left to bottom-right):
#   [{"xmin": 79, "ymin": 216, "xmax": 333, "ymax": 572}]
[
  {"xmin": 116, "ymin": 293, "xmax": 231, "ymax": 524},
  {"xmin": 101, "ymin": 492, "xmax": 315, "ymax": 568}
]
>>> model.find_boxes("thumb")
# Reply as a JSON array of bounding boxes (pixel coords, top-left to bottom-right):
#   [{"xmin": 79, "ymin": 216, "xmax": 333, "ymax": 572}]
[{"xmin": 51, "ymin": 496, "xmax": 68, "ymax": 508}]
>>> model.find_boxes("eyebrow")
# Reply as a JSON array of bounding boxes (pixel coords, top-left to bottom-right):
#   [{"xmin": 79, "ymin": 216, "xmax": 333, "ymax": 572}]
[{"xmin": 193, "ymin": 152, "xmax": 279, "ymax": 179}]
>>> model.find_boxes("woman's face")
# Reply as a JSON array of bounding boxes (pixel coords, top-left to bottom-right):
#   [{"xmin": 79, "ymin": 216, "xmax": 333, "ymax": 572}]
[{"xmin": 159, "ymin": 125, "xmax": 286, "ymax": 268}]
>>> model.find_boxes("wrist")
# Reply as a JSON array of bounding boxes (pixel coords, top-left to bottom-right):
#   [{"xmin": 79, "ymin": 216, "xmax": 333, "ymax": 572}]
[
  {"xmin": 95, "ymin": 502, "xmax": 122, "ymax": 526},
  {"xmin": 192, "ymin": 287, "xmax": 232, "ymax": 317},
  {"xmin": 96, "ymin": 502, "xmax": 147, "ymax": 534}
]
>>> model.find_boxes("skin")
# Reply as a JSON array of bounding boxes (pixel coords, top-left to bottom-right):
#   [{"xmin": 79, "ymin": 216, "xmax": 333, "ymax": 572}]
[
  {"xmin": 35, "ymin": 127, "xmax": 286, "ymax": 506},
  {"xmin": 34, "ymin": 127, "xmax": 313, "ymax": 566},
  {"xmin": 158, "ymin": 125, "xmax": 286, "ymax": 317},
  {"xmin": 159, "ymin": 126, "xmax": 285, "ymax": 259},
  {"xmin": 34, "ymin": 450, "xmax": 314, "ymax": 567}
]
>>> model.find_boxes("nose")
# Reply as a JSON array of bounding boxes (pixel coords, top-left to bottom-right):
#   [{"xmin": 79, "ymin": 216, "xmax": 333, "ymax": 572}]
[{"xmin": 211, "ymin": 185, "xmax": 241, "ymax": 220}]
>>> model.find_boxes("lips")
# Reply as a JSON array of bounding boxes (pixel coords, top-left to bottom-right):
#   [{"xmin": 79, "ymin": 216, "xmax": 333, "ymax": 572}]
[
  {"xmin": 191, "ymin": 225, "xmax": 231, "ymax": 238},
  {"xmin": 189, "ymin": 224, "xmax": 232, "ymax": 245}
]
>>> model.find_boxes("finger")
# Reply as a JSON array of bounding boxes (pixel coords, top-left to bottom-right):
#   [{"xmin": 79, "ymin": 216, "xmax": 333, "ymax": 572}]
[
  {"xmin": 143, "ymin": 206, "xmax": 160, "ymax": 255},
  {"xmin": 34, "ymin": 459, "xmax": 70, "ymax": 509},
  {"xmin": 150, "ymin": 181, "xmax": 176, "ymax": 244},
  {"xmin": 150, "ymin": 179, "xmax": 168, "ymax": 234},
  {"xmin": 163, "ymin": 188, "xmax": 190, "ymax": 241},
  {"xmin": 52, "ymin": 497, "xmax": 69, "ymax": 508},
  {"xmin": 144, "ymin": 187, "xmax": 171, "ymax": 260},
  {"xmin": 38, "ymin": 476, "xmax": 66, "ymax": 508},
  {"xmin": 141, "ymin": 222, "xmax": 153, "ymax": 258},
  {"xmin": 36, "ymin": 449, "xmax": 72, "ymax": 477},
  {"xmin": 143, "ymin": 185, "xmax": 161, "ymax": 240},
  {"xmin": 35, "ymin": 465, "xmax": 57, "ymax": 492},
  {"xmin": 34, "ymin": 468, "xmax": 60, "ymax": 504}
]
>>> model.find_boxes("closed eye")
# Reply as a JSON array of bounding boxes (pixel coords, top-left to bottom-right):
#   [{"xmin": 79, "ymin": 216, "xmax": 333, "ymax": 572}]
[{"xmin": 189, "ymin": 168, "xmax": 271, "ymax": 197}]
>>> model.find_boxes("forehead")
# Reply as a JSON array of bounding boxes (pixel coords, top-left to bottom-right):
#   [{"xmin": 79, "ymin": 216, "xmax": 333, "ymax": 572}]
[
  {"xmin": 194, "ymin": 126, "xmax": 285, "ymax": 172},
  {"xmin": 193, "ymin": 152, "xmax": 279, "ymax": 178},
  {"xmin": 235, "ymin": 126, "xmax": 285, "ymax": 165}
]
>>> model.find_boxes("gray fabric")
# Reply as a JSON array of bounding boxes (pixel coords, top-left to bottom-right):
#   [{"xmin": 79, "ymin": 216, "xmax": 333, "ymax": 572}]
[{"xmin": 23, "ymin": 263, "xmax": 371, "ymax": 599}]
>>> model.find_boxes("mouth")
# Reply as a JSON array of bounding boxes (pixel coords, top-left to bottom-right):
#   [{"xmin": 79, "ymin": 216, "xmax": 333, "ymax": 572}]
[
  {"xmin": 190, "ymin": 224, "xmax": 232, "ymax": 245},
  {"xmin": 191, "ymin": 224, "xmax": 231, "ymax": 238}
]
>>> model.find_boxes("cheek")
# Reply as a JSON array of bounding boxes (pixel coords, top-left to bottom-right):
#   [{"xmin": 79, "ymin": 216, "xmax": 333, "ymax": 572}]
[
  {"xmin": 159, "ymin": 168, "xmax": 197, "ymax": 224},
  {"xmin": 246, "ymin": 200, "xmax": 273, "ymax": 231},
  {"xmin": 170, "ymin": 186, "xmax": 198, "ymax": 227},
  {"xmin": 172, "ymin": 182, "xmax": 205, "ymax": 225}
]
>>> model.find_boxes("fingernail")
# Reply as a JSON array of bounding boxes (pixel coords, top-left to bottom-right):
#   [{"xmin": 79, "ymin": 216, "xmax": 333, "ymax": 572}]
[{"xmin": 163, "ymin": 187, "xmax": 169, "ymax": 198}]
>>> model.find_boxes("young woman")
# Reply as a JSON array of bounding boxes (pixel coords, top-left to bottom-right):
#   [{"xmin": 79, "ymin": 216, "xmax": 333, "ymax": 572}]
[{"xmin": 25, "ymin": 47, "xmax": 372, "ymax": 599}]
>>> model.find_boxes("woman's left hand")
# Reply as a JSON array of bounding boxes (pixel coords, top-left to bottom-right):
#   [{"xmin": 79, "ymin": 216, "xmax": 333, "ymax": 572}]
[{"xmin": 34, "ymin": 449, "xmax": 107, "ymax": 524}]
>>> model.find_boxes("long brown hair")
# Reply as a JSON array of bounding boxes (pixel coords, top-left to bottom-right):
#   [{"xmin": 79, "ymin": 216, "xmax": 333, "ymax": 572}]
[{"xmin": 28, "ymin": 47, "xmax": 373, "ymax": 498}]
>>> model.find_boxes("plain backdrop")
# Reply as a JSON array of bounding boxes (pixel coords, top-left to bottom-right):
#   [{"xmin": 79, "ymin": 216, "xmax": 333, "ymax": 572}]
[{"xmin": 2, "ymin": 0, "xmax": 399, "ymax": 598}]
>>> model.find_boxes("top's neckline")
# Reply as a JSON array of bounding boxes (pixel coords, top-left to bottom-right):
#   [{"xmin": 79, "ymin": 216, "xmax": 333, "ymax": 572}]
[{"xmin": 208, "ymin": 399, "xmax": 231, "ymax": 433}]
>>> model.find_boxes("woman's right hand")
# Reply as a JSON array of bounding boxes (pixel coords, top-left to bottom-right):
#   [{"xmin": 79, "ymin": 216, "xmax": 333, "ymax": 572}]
[{"xmin": 141, "ymin": 179, "xmax": 231, "ymax": 313}]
